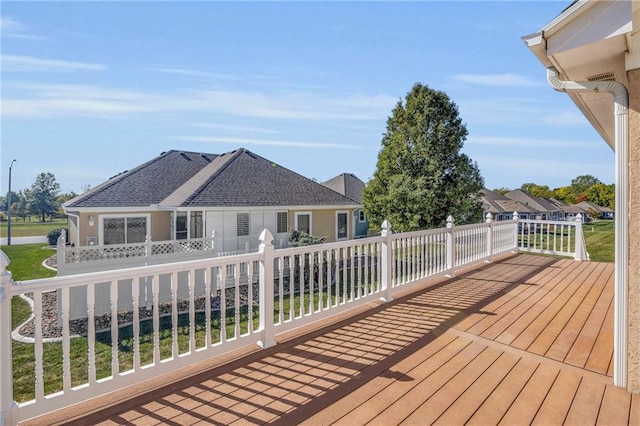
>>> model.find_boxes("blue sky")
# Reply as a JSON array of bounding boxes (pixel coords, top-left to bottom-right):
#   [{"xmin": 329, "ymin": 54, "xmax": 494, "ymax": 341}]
[{"xmin": 1, "ymin": 1, "xmax": 615, "ymax": 196}]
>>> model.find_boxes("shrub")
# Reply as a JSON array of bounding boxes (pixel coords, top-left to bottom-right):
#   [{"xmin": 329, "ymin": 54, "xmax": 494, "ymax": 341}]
[{"xmin": 46, "ymin": 228, "xmax": 68, "ymax": 246}]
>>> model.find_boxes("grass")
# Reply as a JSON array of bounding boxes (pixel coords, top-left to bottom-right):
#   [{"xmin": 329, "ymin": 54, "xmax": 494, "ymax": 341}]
[
  {"xmin": 583, "ymin": 220, "xmax": 615, "ymax": 263},
  {"xmin": 0, "ymin": 219, "xmax": 67, "ymax": 238},
  {"xmin": 1, "ymin": 243, "xmax": 57, "ymax": 281}
]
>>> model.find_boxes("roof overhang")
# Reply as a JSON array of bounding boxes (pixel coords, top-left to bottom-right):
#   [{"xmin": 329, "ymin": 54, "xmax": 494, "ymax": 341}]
[{"xmin": 523, "ymin": 0, "xmax": 632, "ymax": 149}]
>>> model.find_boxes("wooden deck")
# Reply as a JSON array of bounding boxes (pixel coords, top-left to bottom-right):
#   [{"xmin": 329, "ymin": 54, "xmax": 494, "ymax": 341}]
[{"xmin": 40, "ymin": 254, "xmax": 640, "ymax": 425}]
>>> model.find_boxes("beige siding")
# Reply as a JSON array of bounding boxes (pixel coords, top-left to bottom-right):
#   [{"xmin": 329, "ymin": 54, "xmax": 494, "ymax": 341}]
[
  {"xmin": 291, "ymin": 208, "xmax": 352, "ymax": 244},
  {"xmin": 628, "ymin": 67, "xmax": 640, "ymax": 393},
  {"xmin": 74, "ymin": 211, "xmax": 171, "ymax": 246}
]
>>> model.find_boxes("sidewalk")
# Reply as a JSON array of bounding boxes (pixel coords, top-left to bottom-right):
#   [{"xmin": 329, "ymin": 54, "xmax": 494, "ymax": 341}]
[{"xmin": 0, "ymin": 236, "xmax": 48, "ymax": 246}]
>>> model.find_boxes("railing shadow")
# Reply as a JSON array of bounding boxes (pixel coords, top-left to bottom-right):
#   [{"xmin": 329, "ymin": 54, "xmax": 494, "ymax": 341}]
[{"xmin": 62, "ymin": 255, "xmax": 561, "ymax": 425}]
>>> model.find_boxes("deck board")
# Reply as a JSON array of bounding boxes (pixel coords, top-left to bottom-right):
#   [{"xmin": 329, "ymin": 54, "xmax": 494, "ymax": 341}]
[{"xmin": 32, "ymin": 254, "xmax": 635, "ymax": 426}]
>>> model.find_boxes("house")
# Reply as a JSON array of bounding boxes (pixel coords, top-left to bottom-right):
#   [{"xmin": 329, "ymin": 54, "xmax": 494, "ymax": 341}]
[
  {"xmin": 504, "ymin": 189, "xmax": 563, "ymax": 220},
  {"xmin": 574, "ymin": 200, "xmax": 615, "ymax": 220},
  {"xmin": 523, "ymin": 0, "xmax": 639, "ymax": 392},
  {"xmin": 322, "ymin": 173, "xmax": 369, "ymax": 238},
  {"xmin": 479, "ymin": 188, "xmax": 536, "ymax": 220},
  {"xmin": 63, "ymin": 148, "xmax": 362, "ymax": 254}
]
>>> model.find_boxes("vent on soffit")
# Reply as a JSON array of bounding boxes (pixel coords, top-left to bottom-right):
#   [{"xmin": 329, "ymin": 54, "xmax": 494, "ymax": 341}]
[{"xmin": 586, "ymin": 72, "xmax": 616, "ymax": 82}]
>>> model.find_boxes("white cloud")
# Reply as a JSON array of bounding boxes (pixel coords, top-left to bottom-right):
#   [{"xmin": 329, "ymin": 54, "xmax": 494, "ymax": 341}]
[
  {"xmin": 466, "ymin": 136, "xmax": 598, "ymax": 149},
  {"xmin": 190, "ymin": 123, "xmax": 282, "ymax": 134},
  {"xmin": 452, "ymin": 73, "xmax": 542, "ymax": 87},
  {"xmin": 174, "ymin": 136, "xmax": 368, "ymax": 150},
  {"xmin": 2, "ymin": 81, "xmax": 396, "ymax": 121},
  {"xmin": 539, "ymin": 111, "xmax": 588, "ymax": 126},
  {"xmin": 0, "ymin": 17, "xmax": 43, "ymax": 40},
  {"xmin": 1, "ymin": 55, "xmax": 106, "ymax": 72}
]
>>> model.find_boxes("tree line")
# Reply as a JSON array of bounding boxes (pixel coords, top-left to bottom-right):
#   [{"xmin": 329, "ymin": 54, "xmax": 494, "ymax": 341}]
[
  {"xmin": 493, "ymin": 174, "xmax": 614, "ymax": 209},
  {"xmin": 1, "ymin": 172, "xmax": 79, "ymax": 222}
]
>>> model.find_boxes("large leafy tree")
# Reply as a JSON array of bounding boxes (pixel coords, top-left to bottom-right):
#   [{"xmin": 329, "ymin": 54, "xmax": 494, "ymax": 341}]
[
  {"xmin": 363, "ymin": 83, "xmax": 484, "ymax": 232},
  {"xmin": 570, "ymin": 174, "xmax": 601, "ymax": 199},
  {"xmin": 27, "ymin": 172, "xmax": 61, "ymax": 221}
]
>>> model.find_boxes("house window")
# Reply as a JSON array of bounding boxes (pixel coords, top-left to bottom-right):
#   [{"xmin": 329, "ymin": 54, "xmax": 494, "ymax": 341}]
[
  {"xmin": 295, "ymin": 212, "xmax": 311, "ymax": 235},
  {"xmin": 359, "ymin": 210, "xmax": 366, "ymax": 223},
  {"xmin": 237, "ymin": 213, "xmax": 249, "ymax": 237},
  {"xmin": 190, "ymin": 211, "xmax": 203, "ymax": 238},
  {"xmin": 176, "ymin": 213, "xmax": 188, "ymax": 240},
  {"xmin": 277, "ymin": 212, "xmax": 288, "ymax": 233},
  {"xmin": 337, "ymin": 212, "xmax": 348, "ymax": 240},
  {"xmin": 103, "ymin": 216, "xmax": 147, "ymax": 245}
]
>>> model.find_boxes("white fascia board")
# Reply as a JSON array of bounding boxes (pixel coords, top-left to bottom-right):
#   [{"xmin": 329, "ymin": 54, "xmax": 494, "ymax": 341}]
[
  {"xmin": 540, "ymin": 0, "xmax": 590, "ymax": 37},
  {"xmin": 184, "ymin": 204, "xmax": 361, "ymax": 212},
  {"xmin": 63, "ymin": 206, "xmax": 160, "ymax": 214}
]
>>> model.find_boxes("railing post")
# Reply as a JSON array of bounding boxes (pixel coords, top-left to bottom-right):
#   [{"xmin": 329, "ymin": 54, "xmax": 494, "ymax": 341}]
[
  {"xmin": 486, "ymin": 213, "xmax": 493, "ymax": 263},
  {"xmin": 258, "ymin": 229, "xmax": 276, "ymax": 349},
  {"xmin": 56, "ymin": 230, "xmax": 66, "ymax": 276},
  {"xmin": 574, "ymin": 214, "xmax": 585, "ymax": 261},
  {"xmin": 512, "ymin": 211, "xmax": 520, "ymax": 253},
  {"xmin": 0, "ymin": 251, "xmax": 17, "ymax": 426},
  {"xmin": 380, "ymin": 220, "xmax": 393, "ymax": 302},
  {"xmin": 446, "ymin": 215, "xmax": 456, "ymax": 278}
]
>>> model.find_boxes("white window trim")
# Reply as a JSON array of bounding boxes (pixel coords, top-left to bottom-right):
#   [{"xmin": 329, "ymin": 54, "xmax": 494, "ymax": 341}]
[
  {"xmin": 335, "ymin": 210, "xmax": 349, "ymax": 241},
  {"xmin": 358, "ymin": 209, "xmax": 366, "ymax": 223},
  {"xmin": 294, "ymin": 211, "xmax": 312, "ymax": 235},
  {"xmin": 98, "ymin": 213, "xmax": 151, "ymax": 245}
]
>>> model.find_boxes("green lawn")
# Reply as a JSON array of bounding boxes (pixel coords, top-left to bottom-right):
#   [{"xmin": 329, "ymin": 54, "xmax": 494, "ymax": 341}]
[
  {"xmin": 0, "ymin": 219, "xmax": 67, "ymax": 238},
  {"xmin": 583, "ymin": 220, "xmax": 615, "ymax": 263}
]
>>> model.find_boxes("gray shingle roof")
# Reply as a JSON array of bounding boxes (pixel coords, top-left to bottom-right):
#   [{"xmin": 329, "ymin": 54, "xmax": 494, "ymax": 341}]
[
  {"xmin": 480, "ymin": 189, "xmax": 534, "ymax": 215},
  {"xmin": 66, "ymin": 148, "xmax": 358, "ymax": 209},
  {"xmin": 504, "ymin": 189, "xmax": 560, "ymax": 213},
  {"xmin": 65, "ymin": 150, "xmax": 216, "ymax": 208},
  {"xmin": 165, "ymin": 149, "xmax": 357, "ymax": 207},
  {"xmin": 322, "ymin": 173, "xmax": 366, "ymax": 203}
]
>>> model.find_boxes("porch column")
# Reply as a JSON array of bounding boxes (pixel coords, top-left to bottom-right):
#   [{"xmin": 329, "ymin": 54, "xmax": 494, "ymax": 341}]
[{"xmin": 626, "ymin": 62, "xmax": 640, "ymax": 392}]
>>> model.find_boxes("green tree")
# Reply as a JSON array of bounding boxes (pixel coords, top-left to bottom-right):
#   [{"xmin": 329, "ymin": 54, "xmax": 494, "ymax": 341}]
[
  {"xmin": 586, "ymin": 183, "xmax": 615, "ymax": 209},
  {"xmin": 363, "ymin": 83, "xmax": 484, "ymax": 232},
  {"xmin": 521, "ymin": 183, "xmax": 552, "ymax": 198},
  {"xmin": 570, "ymin": 174, "xmax": 601, "ymax": 199},
  {"xmin": 27, "ymin": 172, "xmax": 61, "ymax": 221},
  {"xmin": 552, "ymin": 186, "xmax": 575, "ymax": 204}
]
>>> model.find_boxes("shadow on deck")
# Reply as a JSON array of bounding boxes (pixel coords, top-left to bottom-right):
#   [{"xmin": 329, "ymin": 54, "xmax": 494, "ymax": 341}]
[{"xmin": 33, "ymin": 254, "xmax": 639, "ymax": 425}]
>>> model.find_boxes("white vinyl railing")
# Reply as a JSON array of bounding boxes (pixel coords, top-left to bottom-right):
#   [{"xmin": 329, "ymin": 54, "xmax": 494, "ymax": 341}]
[{"xmin": 0, "ymin": 213, "xmax": 587, "ymax": 425}]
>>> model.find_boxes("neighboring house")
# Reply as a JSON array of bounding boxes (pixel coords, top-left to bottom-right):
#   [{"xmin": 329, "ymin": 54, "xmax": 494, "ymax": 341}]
[
  {"xmin": 524, "ymin": 0, "xmax": 639, "ymax": 392},
  {"xmin": 480, "ymin": 189, "xmax": 536, "ymax": 220},
  {"xmin": 63, "ymin": 148, "xmax": 361, "ymax": 253},
  {"xmin": 322, "ymin": 173, "xmax": 369, "ymax": 238},
  {"xmin": 574, "ymin": 200, "xmax": 615, "ymax": 220},
  {"xmin": 504, "ymin": 189, "xmax": 562, "ymax": 220}
]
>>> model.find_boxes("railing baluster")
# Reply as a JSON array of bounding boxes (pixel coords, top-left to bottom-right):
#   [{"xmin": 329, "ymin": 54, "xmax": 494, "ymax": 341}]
[
  {"xmin": 205, "ymin": 267, "xmax": 212, "ymax": 346},
  {"xmin": 247, "ymin": 261, "xmax": 254, "ymax": 333},
  {"xmin": 152, "ymin": 275, "xmax": 160, "ymax": 364},
  {"xmin": 220, "ymin": 266, "xmax": 227, "ymax": 343},
  {"xmin": 189, "ymin": 269, "xmax": 196, "ymax": 352},
  {"xmin": 133, "ymin": 278, "xmax": 141, "ymax": 371},
  {"xmin": 87, "ymin": 283, "xmax": 96, "ymax": 384},
  {"xmin": 61, "ymin": 287, "xmax": 71, "ymax": 392},
  {"xmin": 234, "ymin": 262, "xmax": 241, "ymax": 339},
  {"xmin": 110, "ymin": 280, "xmax": 119, "ymax": 376},
  {"xmin": 34, "ymin": 290, "xmax": 44, "ymax": 401},
  {"xmin": 278, "ymin": 257, "xmax": 284, "ymax": 324}
]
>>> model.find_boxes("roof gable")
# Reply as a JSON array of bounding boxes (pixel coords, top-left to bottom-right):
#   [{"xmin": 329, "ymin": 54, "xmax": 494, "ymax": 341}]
[
  {"xmin": 65, "ymin": 150, "xmax": 216, "ymax": 208},
  {"xmin": 162, "ymin": 149, "xmax": 358, "ymax": 208},
  {"xmin": 322, "ymin": 173, "xmax": 366, "ymax": 203}
]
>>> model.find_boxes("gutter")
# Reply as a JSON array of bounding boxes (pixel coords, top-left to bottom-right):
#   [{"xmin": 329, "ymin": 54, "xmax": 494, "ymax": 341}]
[{"xmin": 547, "ymin": 67, "xmax": 629, "ymax": 388}]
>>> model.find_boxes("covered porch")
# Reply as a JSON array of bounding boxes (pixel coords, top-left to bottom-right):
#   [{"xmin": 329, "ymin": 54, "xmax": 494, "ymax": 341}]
[{"xmin": 34, "ymin": 254, "xmax": 639, "ymax": 425}]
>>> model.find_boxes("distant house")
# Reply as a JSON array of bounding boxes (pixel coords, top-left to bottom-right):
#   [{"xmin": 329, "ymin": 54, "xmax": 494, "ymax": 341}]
[
  {"xmin": 504, "ymin": 189, "xmax": 562, "ymax": 220},
  {"xmin": 574, "ymin": 201, "xmax": 615, "ymax": 220},
  {"xmin": 480, "ymin": 189, "xmax": 536, "ymax": 220},
  {"xmin": 322, "ymin": 173, "xmax": 369, "ymax": 238},
  {"xmin": 63, "ymin": 148, "xmax": 361, "ymax": 253}
]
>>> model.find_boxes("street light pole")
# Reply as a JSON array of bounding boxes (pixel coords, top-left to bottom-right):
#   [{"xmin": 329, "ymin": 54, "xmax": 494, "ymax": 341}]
[{"xmin": 7, "ymin": 159, "xmax": 16, "ymax": 246}]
